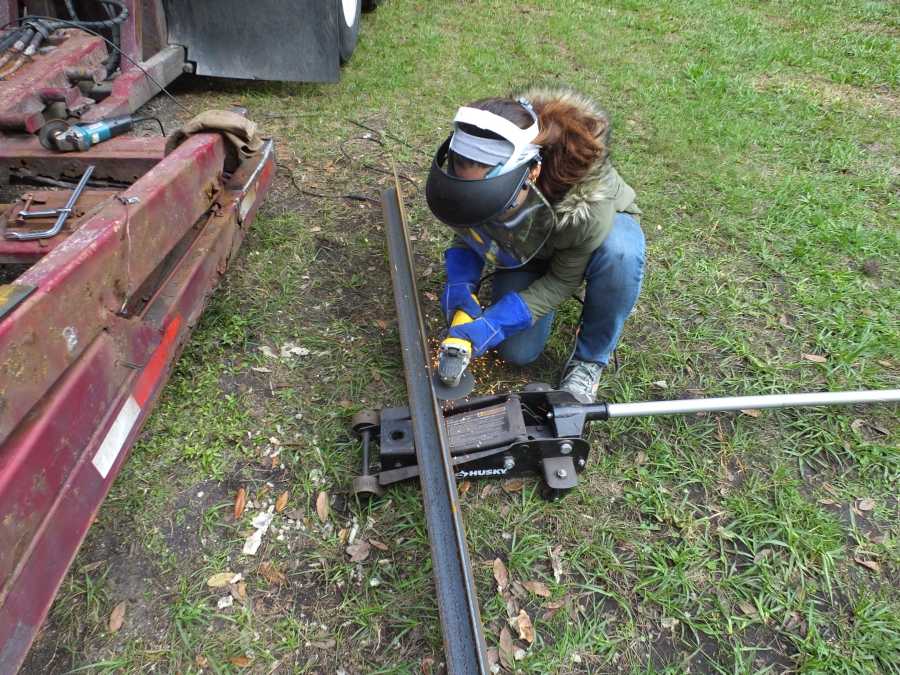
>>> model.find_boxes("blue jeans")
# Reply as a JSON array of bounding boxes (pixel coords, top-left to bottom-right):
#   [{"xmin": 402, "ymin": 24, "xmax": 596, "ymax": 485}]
[{"xmin": 491, "ymin": 212, "xmax": 645, "ymax": 367}]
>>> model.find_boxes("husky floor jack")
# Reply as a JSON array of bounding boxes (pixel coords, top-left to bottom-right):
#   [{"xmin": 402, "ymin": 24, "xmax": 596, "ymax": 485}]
[{"xmin": 350, "ymin": 386, "xmax": 900, "ymax": 500}]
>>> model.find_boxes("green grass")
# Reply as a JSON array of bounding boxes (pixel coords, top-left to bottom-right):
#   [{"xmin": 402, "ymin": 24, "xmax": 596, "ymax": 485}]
[{"xmin": 23, "ymin": 0, "xmax": 899, "ymax": 673}]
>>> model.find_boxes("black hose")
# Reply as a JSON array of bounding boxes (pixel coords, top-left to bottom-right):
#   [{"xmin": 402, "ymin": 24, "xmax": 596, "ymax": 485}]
[
  {"xmin": 63, "ymin": 0, "xmax": 80, "ymax": 20},
  {"xmin": 45, "ymin": 0, "xmax": 129, "ymax": 30},
  {"xmin": 59, "ymin": 1, "xmax": 123, "ymax": 76},
  {"xmin": 100, "ymin": 1, "xmax": 121, "ymax": 76},
  {"xmin": 0, "ymin": 27, "xmax": 22, "ymax": 52}
]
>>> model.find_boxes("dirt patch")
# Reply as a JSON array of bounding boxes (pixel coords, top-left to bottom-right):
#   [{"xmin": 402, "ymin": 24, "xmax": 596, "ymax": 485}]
[{"xmin": 754, "ymin": 72, "xmax": 899, "ymax": 117}]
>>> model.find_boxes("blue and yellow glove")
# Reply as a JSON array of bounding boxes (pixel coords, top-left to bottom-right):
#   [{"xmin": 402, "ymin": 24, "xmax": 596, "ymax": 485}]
[
  {"xmin": 440, "ymin": 247, "xmax": 484, "ymax": 323},
  {"xmin": 447, "ymin": 292, "xmax": 532, "ymax": 357}
]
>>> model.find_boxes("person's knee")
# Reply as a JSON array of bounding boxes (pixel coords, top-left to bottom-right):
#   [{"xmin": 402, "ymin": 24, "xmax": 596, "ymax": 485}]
[
  {"xmin": 586, "ymin": 216, "xmax": 645, "ymax": 281},
  {"xmin": 497, "ymin": 339, "xmax": 542, "ymax": 366}
]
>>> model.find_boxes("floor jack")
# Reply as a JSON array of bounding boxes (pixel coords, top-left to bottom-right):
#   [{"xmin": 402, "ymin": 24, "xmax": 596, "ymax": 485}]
[{"xmin": 351, "ymin": 386, "xmax": 899, "ymax": 501}]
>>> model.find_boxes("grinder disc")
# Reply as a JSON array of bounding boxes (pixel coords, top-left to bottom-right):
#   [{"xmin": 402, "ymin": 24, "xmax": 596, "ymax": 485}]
[
  {"xmin": 38, "ymin": 119, "xmax": 71, "ymax": 151},
  {"xmin": 431, "ymin": 370, "xmax": 475, "ymax": 401}
]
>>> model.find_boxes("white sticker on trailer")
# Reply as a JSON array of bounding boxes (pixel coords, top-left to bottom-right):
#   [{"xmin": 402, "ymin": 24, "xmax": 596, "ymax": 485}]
[{"xmin": 92, "ymin": 396, "xmax": 141, "ymax": 479}]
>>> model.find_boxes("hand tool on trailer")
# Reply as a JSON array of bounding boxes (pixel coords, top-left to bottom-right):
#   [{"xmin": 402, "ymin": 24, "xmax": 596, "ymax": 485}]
[
  {"xmin": 433, "ymin": 302, "xmax": 477, "ymax": 401},
  {"xmin": 4, "ymin": 164, "xmax": 94, "ymax": 240},
  {"xmin": 38, "ymin": 115, "xmax": 164, "ymax": 152}
]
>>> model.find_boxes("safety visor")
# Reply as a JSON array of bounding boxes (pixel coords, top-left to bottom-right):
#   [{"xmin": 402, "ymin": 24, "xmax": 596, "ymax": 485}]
[
  {"xmin": 456, "ymin": 182, "xmax": 557, "ymax": 269},
  {"xmin": 425, "ymin": 137, "xmax": 533, "ymax": 228}
]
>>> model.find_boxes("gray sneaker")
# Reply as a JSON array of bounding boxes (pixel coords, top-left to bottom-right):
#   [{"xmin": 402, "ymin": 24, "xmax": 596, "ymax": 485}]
[{"xmin": 559, "ymin": 359, "xmax": 603, "ymax": 403}]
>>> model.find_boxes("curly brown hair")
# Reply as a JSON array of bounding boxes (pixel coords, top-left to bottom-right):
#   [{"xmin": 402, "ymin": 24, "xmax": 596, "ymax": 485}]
[{"xmin": 456, "ymin": 95, "xmax": 609, "ymax": 203}]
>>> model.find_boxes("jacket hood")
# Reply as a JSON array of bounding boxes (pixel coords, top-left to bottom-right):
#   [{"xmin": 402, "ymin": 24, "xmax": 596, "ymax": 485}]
[{"xmin": 517, "ymin": 86, "xmax": 615, "ymax": 229}]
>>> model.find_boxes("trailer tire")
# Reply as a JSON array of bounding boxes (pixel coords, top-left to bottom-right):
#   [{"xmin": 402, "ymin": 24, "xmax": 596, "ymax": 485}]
[{"xmin": 338, "ymin": 0, "xmax": 361, "ymax": 64}]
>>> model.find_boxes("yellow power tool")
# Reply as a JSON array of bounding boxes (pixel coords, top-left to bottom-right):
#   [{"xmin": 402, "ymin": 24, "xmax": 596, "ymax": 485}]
[{"xmin": 432, "ymin": 299, "xmax": 478, "ymax": 400}]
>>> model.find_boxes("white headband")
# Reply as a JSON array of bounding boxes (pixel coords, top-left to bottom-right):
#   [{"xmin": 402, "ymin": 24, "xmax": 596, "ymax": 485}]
[{"xmin": 448, "ymin": 101, "xmax": 541, "ymax": 176}]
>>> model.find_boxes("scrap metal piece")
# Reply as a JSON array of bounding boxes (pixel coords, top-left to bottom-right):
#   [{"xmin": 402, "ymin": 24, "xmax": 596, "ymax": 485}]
[{"xmin": 382, "ymin": 182, "xmax": 489, "ymax": 674}]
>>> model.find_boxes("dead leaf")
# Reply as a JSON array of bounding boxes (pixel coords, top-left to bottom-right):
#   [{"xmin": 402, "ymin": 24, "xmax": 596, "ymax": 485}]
[
  {"xmin": 738, "ymin": 601, "xmax": 758, "ymax": 618},
  {"xmin": 316, "ymin": 491, "xmax": 329, "ymax": 522},
  {"xmin": 108, "ymin": 601, "xmax": 126, "ymax": 633},
  {"xmin": 275, "ymin": 491, "xmax": 289, "ymax": 513},
  {"xmin": 514, "ymin": 648, "xmax": 526, "ymax": 661},
  {"xmin": 338, "ymin": 528, "xmax": 350, "ymax": 545},
  {"xmin": 207, "ymin": 572, "xmax": 236, "ymax": 588},
  {"xmin": 523, "ymin": 580, "xmax": 551, "ymax": 597},
  {"xmin": 498, "ymin": 626, "xmax": 515, "ymax": 670},
  {"xmin": 660, "ymin": 616, "xmax": 679, "ymax": 630},
  {"xmin": 79, "ymin": 560, "xmax": 105, "ymax": 574},
  {"xmin": 544, "ymin": 598, "xmax": 566, "ymax": 610},
  {"xmin": 370, "ymin": 539, "xmax": 389, "ymax": 551},
  {"xmin": 420, "ymin": 656, "xmax": 435, "ymax": 674},
  {"xmin": 509, "ymin": 581, "xmax": 527, "ymax": 600},
  {"xmin": 480, "ymin": 484, "xmax": 498, "ymax": 499},
  {"xmin": 502, "ymin": 478, "xmax": 525, "ymax": 493},
  {"xmin": 854, "ymin": 557, "xmax": 880, "ymax": 573},
  {"xmin": 550, "ymin": 546, "xmax": 563, "ymax": 583},
  {"xmin": 424, "ymin": 291, "xmax": 437, "ymax": 302},
  {"xmin": 740, "ymin": 408, "xmax": 761, "ymax": 417},
  {"xmin": 779, "ymin": 314, "xmax": 792, "ymax": 328},
  {"xmin": 234, "ymin": 487, "xmax": 247, "ymax": 520},
  {"xmin": 868, "ymin": 421, "xmax": 889, "ymax": 436},
  {"xmin": 258, "ymin": 561, "xmax": 287, "ymax": 586},
  {"xmin": 716, "ymin": 419, "xmax": 726, "ymax": 444},
  {"xmin": 802, "ymin": 353, "xmax": 827, "ymax": 363},
  {"xmin": 375, "ymin": 319, "xmax": 388, "ymax": 330},
  {"xmin": 651, "ymin": 379, "xmax": 668, "ymax": 390},
  {"xmin": 347, "ymin": 540, "xmax": 372, "ymax": 562},
  {"xmin": 195, "ymin": 654, "xmax": 209, "ymax": 668},
  {"xmin": 230, "ymin": 581, "xmax": 247, "ymax": 601},
  {"xmin": 857, "ymin": 498, "xmax": 876, "ymax": 511},
  {"xmin": 635, "ymin": 451, "xmax": 648, "ymax": 465},
  {"xmin": 514, "ymin": 609, "xmax": 534, "ymax": 643},
  {"xmin": 458, "ymin": 480, "xmax": 472, "ymax": 496},
  {"xmin": 493, "ymin": 558, "xmax": 509, "ymax": 593},
  {"xmin": 310, "ymin": 639, "xmax": 336, "ymax": 649},
  {"xmin": 229, "ymin": 655, "xmax": 251, "ymax": 668},
  {"xmin": 486, "ymin": 647, "xmax": 500, "ymax": 671}
]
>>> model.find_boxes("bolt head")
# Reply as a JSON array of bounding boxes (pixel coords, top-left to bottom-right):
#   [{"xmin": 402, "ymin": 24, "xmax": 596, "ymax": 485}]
[
  {"xmin": 555, "ymin": 468, "xmax": 568, "ymax": 479},
  {"xmin": 503, "ymin": 456, "xmax": 515, "ymax": 471},
  {"xmin": 560, "ymin": 442, "xmax": 573, "ymax": 455},
  {"xmin": 577, "ymin": 458, "xmax": 586, "ymax": 467}
]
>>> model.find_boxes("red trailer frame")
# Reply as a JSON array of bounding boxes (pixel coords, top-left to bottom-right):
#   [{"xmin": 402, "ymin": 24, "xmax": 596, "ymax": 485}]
[{"xmin": 0, "ymin": 4, "xmax": 277, "ymax": 669}]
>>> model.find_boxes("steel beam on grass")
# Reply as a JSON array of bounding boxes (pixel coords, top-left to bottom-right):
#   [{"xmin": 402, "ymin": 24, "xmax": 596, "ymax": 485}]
[{"xmin": 382, "ymin": 183, "xmax": 489, "ymax": 675}]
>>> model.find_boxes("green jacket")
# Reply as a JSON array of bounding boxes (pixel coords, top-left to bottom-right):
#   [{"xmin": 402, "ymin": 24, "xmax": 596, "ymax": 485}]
[{"xmin": 454, "ymin": 88, "xmax": 641, "ymax": 320}]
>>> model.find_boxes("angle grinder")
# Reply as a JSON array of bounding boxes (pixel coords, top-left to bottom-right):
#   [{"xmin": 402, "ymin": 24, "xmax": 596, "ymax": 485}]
[
  {"xmin": 38, "ymin": 115, "xmax": 162, "ymax": 152},
  {"xmin": 432, "ymin": 300, "xmax": 478, "ymax": 401}
]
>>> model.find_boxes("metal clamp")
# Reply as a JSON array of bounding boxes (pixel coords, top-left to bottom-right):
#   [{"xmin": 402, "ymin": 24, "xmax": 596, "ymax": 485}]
[{"xmin": 5, "ymin": 165, "xmax": 95, "ymax": 241}]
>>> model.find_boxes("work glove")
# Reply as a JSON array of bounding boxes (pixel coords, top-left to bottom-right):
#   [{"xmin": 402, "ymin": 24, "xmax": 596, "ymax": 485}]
[
  {"xmin": 447, "ymin": 292, "xmax": 533, "ymax": 357},
  {"xmin": 440, "ymin": 246, "xmax": 485, "ymax": 323}
]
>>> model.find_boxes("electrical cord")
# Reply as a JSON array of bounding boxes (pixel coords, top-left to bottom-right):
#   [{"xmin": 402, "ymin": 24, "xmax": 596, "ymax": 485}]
[
  {"xmin": 1, "ymin": 15, "xmax": 194, "ymax": 115},
  {"xmin": 132, "ymin": 116, "xmax": 166, "ymax": 135}
]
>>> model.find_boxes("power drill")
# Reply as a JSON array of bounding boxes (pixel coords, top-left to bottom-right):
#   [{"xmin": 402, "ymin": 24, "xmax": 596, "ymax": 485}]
[{"xmin": 38, "ymin": 115, "xmax": 161, "ymax": 152}]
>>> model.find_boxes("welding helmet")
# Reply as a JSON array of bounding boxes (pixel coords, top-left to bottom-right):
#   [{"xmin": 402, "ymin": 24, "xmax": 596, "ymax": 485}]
[{"xmin": 426, "ymin": 100, "xmax": 557, "ymax": 268}]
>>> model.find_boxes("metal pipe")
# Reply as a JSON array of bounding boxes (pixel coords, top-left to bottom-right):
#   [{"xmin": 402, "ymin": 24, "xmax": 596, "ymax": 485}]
[
  {"xmin": 5, "ymin": 165, "xmax": 94, "ymax": 240},
  {"xmin": 606, "ymin": 389, "xmax": 900, "ymax": 419},
  {"xmin": 383, "ymin": 181, "xmax": 489, "ymax": 674},
  {"xmin": 18, "ymin": 209, "xmax": 65, "ymax": 219}
]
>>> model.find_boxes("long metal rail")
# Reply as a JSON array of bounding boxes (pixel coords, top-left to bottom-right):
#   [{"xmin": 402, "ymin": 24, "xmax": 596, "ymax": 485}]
[{"xmin": 382, "ymin": 183, "xmax": 489, "ymax": 674}]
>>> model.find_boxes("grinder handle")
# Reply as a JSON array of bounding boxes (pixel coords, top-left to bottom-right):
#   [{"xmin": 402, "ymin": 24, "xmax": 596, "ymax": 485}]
[{"xmin": 442, "ymin": 294, "xmax": 479, "ymax": 352}]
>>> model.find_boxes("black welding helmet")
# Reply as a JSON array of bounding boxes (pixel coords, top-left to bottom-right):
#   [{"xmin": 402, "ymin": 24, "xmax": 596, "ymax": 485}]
[{"xmin": 426, "ymin": 100, "xmax": 557, "ymax": 268}]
